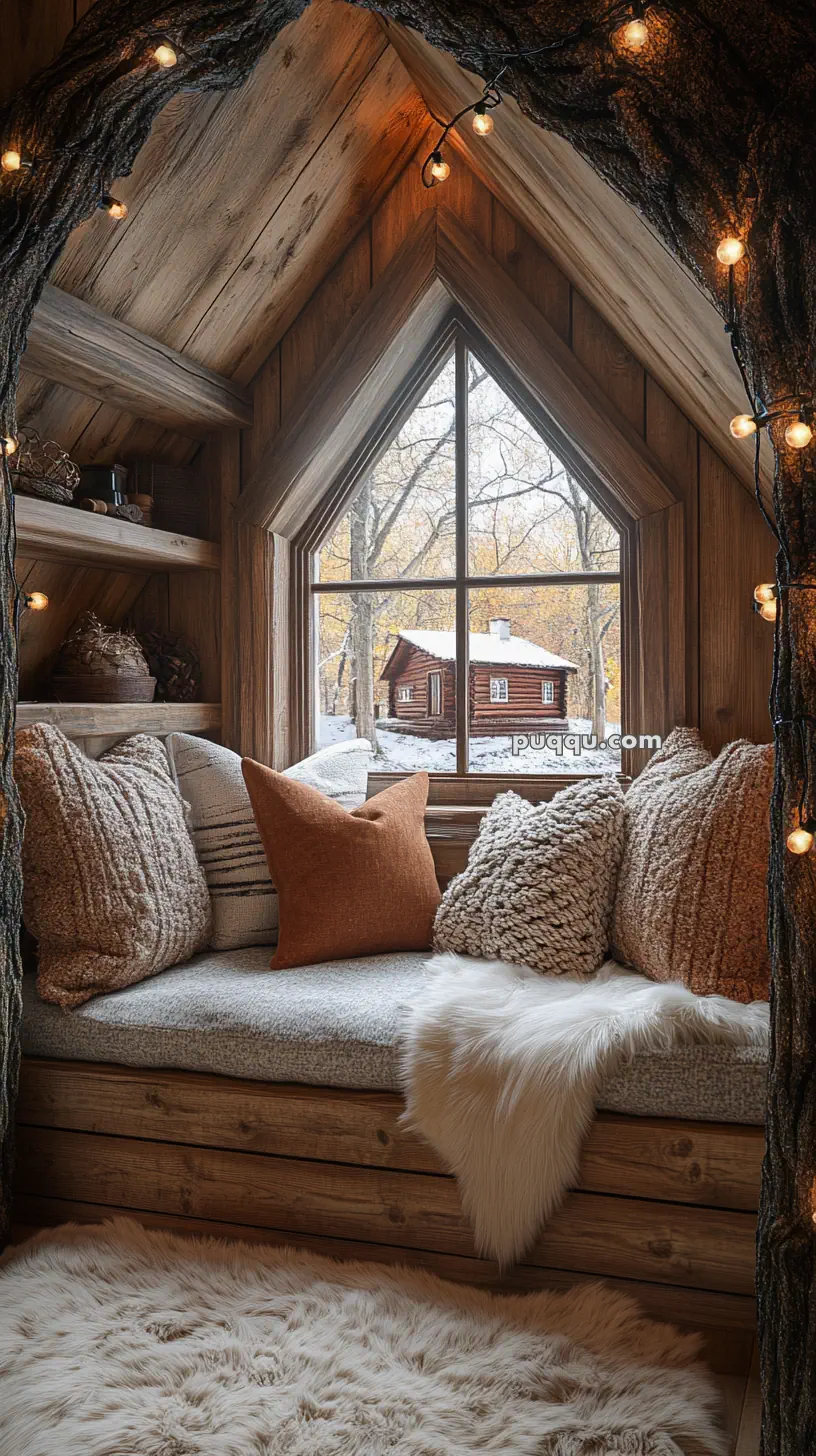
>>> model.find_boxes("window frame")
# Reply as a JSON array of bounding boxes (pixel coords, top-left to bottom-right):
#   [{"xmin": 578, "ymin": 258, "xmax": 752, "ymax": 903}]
[
  {"xmin": 397, "ymin": 684, "xmax": 414, "ymax": 704},
  {"xmin": 541, "ymin": 680, "xmax": 555, "ymax": 705},
  {"xmin": 490, "ymin": 677, "xmax": 509, "ymax": 704},
  {"xmin": 298, "ymin": 320, "xmax": 636, "ymax": 794}
]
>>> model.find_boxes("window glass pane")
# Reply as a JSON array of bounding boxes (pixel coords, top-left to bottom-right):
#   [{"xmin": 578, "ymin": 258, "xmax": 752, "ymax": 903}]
[
  {"xmin": 466, "ymin": 584, "xmax": 621, "ymax": 774},
  {"xmin": 316, "ymin": 588, "xmax": 457, "ymax": 771},
  {"xmin": 467, "ymin": 354, "xmax": 620, "ymax": 576},
  {"xmin": 317, "ymin": 354, "xmax": 457, "ymax": 584}
]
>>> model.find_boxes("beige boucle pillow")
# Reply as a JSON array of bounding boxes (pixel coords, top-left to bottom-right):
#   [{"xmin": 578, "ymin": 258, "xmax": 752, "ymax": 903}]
[
  {"xmin": 16, "ymin": 725, "xmax": 212, "ymax": 1008},
  {"xmin": 433, "ymin": 776, "xmax": 625, "ymax": 977},
  {"xmin": 612, "ymin": 728, "xmax": 773, "ymax": 1003}
]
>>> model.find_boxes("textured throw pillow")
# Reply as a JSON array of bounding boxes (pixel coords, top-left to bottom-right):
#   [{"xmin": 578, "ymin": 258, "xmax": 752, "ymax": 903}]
[
  {"xmin": 612, "ymin": 728, "xmax": 773, "ymax": 1003},
  {"xmin": 434, "ymin": 777, "xmax": 625, "ymax": 977},
  {"xmin": 165, "ymin": 735, "xmax": 372, "ymax": 951},
  {"xmin": 15, "ymin": 725, "xmax": 211, "ymax": 1008},
  {"xmin": 242, "ymin": 763, "xmax": 440, "ymax": 970}
]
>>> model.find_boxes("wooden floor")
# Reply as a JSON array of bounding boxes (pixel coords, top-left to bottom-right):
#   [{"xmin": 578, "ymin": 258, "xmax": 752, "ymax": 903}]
[{"xmin": 721, "ymin": 1344, "xmax": 761, "ymax": 1455}]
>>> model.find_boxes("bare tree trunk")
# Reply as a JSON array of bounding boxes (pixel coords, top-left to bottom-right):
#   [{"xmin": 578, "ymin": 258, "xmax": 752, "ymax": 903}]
[
  {"xmin": 586, "ymin": 582, "xmax": 606, "ymax": 742},
  {"xmin": 349, "ymin": 481, "xmax": 377, "ymax": 747}
]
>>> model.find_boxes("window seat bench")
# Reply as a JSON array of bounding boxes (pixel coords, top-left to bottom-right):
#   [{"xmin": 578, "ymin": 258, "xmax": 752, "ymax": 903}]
[
  {"xmin": 20, "ymin": 948, "xmax": 768, "ymax": 1126},
  {"xmin": 14, "ymin": 949, "xmax": 767, "ymax": 1374}
]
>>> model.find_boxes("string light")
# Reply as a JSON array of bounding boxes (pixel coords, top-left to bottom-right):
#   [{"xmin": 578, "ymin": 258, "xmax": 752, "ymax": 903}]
[
  {"xmin": 152, "ymin": 41, "xmax": 177, "ymax": 68},
  {"xmin": 616, "ymin": 14, "xmax": 649, "ymax": 50},
  {"xmin": 472, "ymin": 103, "xmax": 494, "ymax": 136},
  {"xmin": 1, "ymin": 149, "xmax": 23, "ymax": 172},
  {"xmin": 99, "ymin": 194, "xmax": 128, "ymax": 220},
  {"xmin": 787, "ymin": 821, "xmax": 815, "ymax": 855},
  {"xmin": 754, "ymin": 583, "xmax": 776, "ymax": 605},
  {"xmin": 716, "ymin": 237, "xmax": 745, "ymax": 266},
  {"xmin": 429, "ymin": 152, "xmax": 450, "ymax": 183},
  {"xmin": 730, "ymin": 414, "xmax": 758, "ymax": 438},
  {"xmin": 784, "ymin": 416, "xmax": 813, "ymax": 450},
  {"xmin": 757, "ymin": 597, "xmax": 777, "ymax": 622},
  {"xmin": 0, "ymin": 435, "xmax": 18, "ymax": 456},
  {"xmin": 23, "ymin": 591, "xmax": 48, "ymax": 613}
]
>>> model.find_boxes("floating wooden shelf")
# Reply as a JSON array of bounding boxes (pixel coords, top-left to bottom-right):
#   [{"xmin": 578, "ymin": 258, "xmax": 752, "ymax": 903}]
[
  {"xmin": 16, "ymin": 702, "xmax": 222, "ymax": 737},
  {"xmin": 14, "ymin": 495, "xmax": 221, "ymax": 573}
]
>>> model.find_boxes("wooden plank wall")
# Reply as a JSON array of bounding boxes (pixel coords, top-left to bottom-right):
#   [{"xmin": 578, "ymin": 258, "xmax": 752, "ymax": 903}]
[{"xmin": 246, "ymin": 135, "xmax": 775, "ymax": 755}]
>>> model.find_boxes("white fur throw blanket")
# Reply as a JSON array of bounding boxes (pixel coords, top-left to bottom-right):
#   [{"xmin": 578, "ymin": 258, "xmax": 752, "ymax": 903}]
[{"xmin": 401, "ymin": 954, "xmax": 769, "ymax": 1266}]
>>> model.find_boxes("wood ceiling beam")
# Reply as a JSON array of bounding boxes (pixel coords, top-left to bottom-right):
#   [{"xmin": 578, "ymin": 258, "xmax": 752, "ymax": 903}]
[
  {"xmin": 23, "ymin": 284, "xmax": 253, "ymax": 436},
  {"xmin": 378, "ymin": 18, "xmax": 773, "ymax": 499}
]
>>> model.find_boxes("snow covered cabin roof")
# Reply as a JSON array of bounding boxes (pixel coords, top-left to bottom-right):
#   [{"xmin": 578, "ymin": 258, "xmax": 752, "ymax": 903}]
[{"xmin": 385, "ymin": 629, "xmax": 579, "ymax": 673}]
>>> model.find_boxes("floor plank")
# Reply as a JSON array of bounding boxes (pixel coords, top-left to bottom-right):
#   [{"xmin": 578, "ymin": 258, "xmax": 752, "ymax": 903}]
[{"xmin": 734, "ymin": 1343, "xmax": 761, "ymax": 1455}]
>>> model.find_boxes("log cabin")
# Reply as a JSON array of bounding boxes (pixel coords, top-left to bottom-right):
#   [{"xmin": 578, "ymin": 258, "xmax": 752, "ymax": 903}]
[
  {"xmin": 380, "ymin": 620, "xmax": 577, "ymax": 737},
  {"xmin": 4, "ymin": 2, "xmax": 812, "ymax": 1452}
]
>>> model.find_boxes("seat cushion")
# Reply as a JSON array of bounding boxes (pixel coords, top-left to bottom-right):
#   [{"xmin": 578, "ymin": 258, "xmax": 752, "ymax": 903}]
[{"xmin": 21, "ymin": 950, "xmax": 768, "ymax": 1124}]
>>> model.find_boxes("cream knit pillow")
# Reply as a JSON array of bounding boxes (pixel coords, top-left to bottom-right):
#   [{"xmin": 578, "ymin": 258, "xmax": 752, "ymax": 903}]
[
  {"xmin": 434, "ymin": 777, "xmax": 625, "ymax": 976},
  {"xmin": 166, "ymin": 735, "xmax": 372, "ymax": 951},
  {"xmin": 16, "ymin": 726, "xmax": 212, "ymax": 1008},
  {"xmin": 611, "ymin": 728, "xmax": 773, "ymax": 1003}
]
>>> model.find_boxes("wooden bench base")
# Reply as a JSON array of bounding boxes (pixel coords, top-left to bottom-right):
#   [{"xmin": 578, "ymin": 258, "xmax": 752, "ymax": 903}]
[{"xmin": 14, "ymin": 1057, "xmax": 764, "ymax": 1374}]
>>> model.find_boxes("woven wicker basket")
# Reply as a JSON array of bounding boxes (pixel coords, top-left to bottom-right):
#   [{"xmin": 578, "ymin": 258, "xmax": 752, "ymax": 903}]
[{"xmin": 50, "ymin": 674, "xmax": 157, "ymax": 704}]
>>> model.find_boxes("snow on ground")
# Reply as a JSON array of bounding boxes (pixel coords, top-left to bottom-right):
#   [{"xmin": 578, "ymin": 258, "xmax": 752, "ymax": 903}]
[{"xmin": 319, "ymin": 715, "xmax": 621, "ymax": 775}]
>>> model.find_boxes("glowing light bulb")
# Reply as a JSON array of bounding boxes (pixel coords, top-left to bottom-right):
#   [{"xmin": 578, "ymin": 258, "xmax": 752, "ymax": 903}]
[
  {"xmin": 472, "ymin": 107, "xmax": 494, "ymax": 136},
  {"xmin": 25, "ymin": 591, "xmax": 49, "ymax": 612},
  {"xmin": 759, "ymin": 598, "xmax": 778, "ymax": 622},
  {"xmin": 153, "ymin": 42, "xmax": 177, "ymax": 68},
  {"xmin": 716, "ymin": 237, "xmax": 745, "ymax": 266},
  {"xmin": 785, "ymin": 418, "xmax": 813, "ymax": 450},
  {"xmin": 787, "ymin": 823, "xmax": 815, "ymax": 855},
  {"xmin": 753, "ymin": 583, "xmax": 776, "ymax": 604},
  {"xmin": 1, "ymin": 434, "xmax": 18, "ymax": 455},
  {"xmin": 730, "ymin": 414, "xmax": 757, "ymax": 439},
  {"xmin": 617, "ymin": 16, "xmax": 649, "ymax": 50},
  {"xmin": 1, "ymin": 149, "xmax": 21, "ymax": 172},
  {"xmin": 100, "ymin": 194, "xmax": 128, "ymax": 221},
  {"xmin": 430, "ymin": 152, "xmax": 450, "ymax": 183}
]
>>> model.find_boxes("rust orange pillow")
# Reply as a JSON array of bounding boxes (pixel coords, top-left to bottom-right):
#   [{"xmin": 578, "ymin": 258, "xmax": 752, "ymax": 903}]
[{"xmin": 241, "ymin": 762, "xmax": 440, "ymax": 969}]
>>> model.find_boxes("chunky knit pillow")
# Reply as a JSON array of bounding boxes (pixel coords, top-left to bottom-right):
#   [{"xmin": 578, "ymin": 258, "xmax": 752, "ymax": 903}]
[
  {"xmin": 612, "ymin": 728, "xmax": 773, "ymax": 1002},
  {"xmin": 16, "ymin": 725, "xmax": 211, "ymax": 1008},
  {"xmin": 434, "ymin": 777, "xmax": 625, "ymax": 976}
]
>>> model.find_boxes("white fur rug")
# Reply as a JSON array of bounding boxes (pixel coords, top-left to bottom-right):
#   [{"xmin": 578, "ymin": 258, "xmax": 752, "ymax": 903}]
[
  {"xmin": 0, "ymin": 1219, "xmax": 727, "ymax": 1455},
  {"xmin": 402, "ymin": 955, "xmax": 769, "ymax": 1265}
]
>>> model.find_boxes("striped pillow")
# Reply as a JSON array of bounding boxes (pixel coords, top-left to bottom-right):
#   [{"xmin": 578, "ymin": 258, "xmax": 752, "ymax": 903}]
[{"xmin": 166, "ymin": 735, "xmax": 372, "ymax": 951}]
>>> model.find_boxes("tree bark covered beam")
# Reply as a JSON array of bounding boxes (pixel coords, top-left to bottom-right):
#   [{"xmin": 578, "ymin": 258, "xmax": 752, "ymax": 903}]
[{"xmin": 0, "ymin": 3, "xmax": 814, "ymax": 1452}]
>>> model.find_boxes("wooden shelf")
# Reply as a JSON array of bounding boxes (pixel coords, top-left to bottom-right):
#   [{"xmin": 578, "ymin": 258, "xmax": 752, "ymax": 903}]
[
  {"xmin": 16, "ymin": 702, "xmax": 222, "ymax": 737},
  {"xmin": 15, "ymin": 495, "xmax": 220, "ymax": 573}
]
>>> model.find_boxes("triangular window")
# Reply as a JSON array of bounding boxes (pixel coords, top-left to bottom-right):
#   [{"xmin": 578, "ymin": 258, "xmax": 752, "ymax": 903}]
[{"xmin": 313, "ymin": 335, "xmax": 621, "ymax": 776}]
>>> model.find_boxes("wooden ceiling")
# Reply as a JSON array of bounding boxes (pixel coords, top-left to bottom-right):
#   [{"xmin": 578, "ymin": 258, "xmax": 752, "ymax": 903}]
[
  {"xmin": 11, "ymin": 0, "xmax": 426, "ymax": 466},
  {"xmin": 7, "ymin": 0, "xmax": 767, "ymax": 493},
  {"xmin": 377, "ymin": 17, "xmax": 771, "ymax": 497}
]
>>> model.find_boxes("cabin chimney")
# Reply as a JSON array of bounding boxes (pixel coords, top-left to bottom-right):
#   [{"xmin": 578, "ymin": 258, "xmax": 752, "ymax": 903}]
[{"xmin": 488, "ymin": 617, "xmax": 511, "ymax": 641}]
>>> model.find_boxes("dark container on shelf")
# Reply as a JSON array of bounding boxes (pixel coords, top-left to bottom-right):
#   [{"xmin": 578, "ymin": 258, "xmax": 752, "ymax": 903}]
[
  {"xmin": 77, "ymin": 463, "xmax": 129, "ymax": 507},
  {"xmin": 129, "ymin": 459, "xmax": 208, "ymax": 538}
]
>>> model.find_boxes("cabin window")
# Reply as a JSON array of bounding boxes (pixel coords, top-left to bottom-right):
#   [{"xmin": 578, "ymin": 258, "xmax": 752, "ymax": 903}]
[
  {"xmin": 428, "ymin": 671, "xmax": 443, "ymax": 716},
  {"xmin": 313, "ymin": 333, "xmax": 621, "ymax": 779}
]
